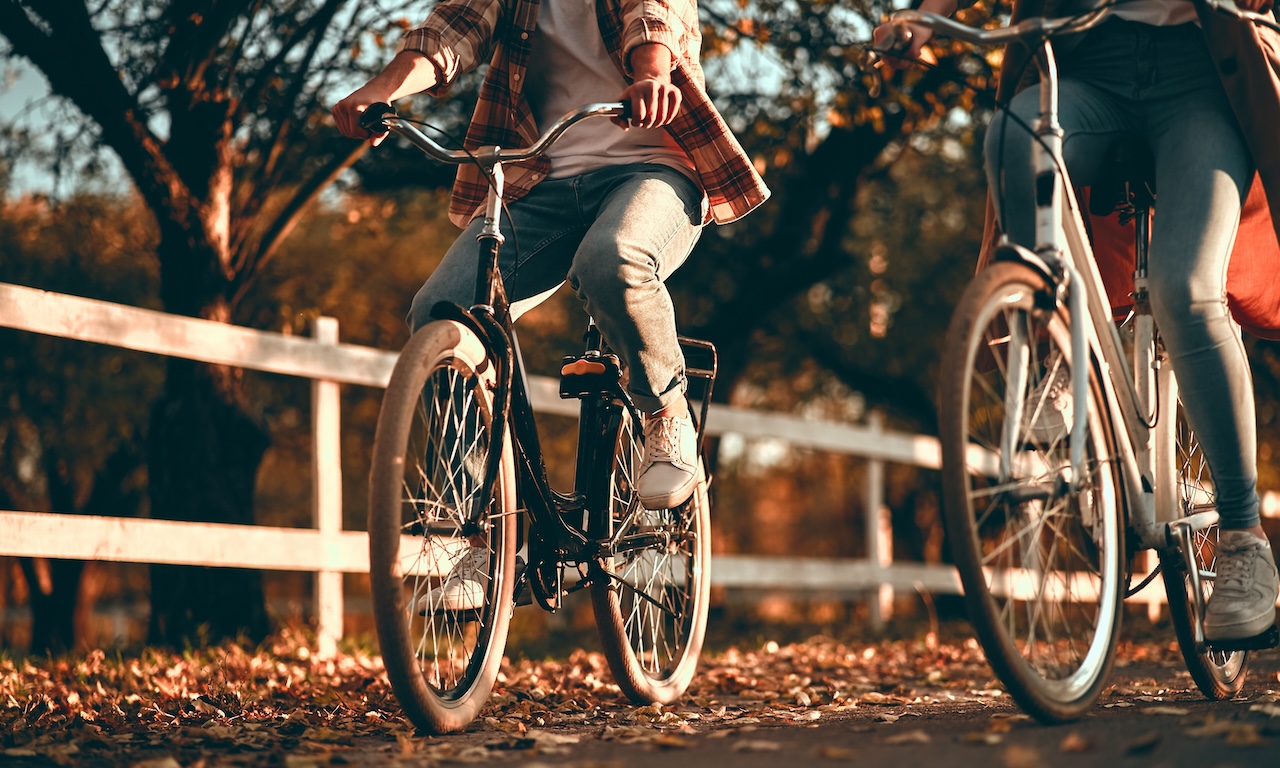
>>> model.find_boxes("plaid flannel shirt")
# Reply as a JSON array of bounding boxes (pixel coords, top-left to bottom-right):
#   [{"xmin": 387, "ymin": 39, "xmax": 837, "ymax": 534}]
[{"xmin": 397, "ymin": 0, "xmax": 770, "ymax": 227}]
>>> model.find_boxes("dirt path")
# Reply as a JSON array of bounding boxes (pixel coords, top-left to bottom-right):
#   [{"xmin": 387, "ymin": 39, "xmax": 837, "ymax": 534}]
[{"xmin": 3, "ymin": 631, "xmax": 1278, "ymax": 767}]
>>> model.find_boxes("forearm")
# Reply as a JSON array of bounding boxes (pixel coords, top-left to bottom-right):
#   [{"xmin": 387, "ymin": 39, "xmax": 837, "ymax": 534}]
[
  {"xmin": 628, "ymin": 42, "xmax": 674, "ymax": 82},
  {"xmin": 361, "ymin": 50, "xmax": 442, "ymax": 102},
  {"xmin": 918, "ymin": 0, "xmax": 960, "ymax": 16}
]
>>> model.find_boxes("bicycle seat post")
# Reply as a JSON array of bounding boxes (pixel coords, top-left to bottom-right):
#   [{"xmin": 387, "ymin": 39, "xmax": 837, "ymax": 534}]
[{"xmin": 473, "ymin": 146, "xmax": 511, "ymax": 318}]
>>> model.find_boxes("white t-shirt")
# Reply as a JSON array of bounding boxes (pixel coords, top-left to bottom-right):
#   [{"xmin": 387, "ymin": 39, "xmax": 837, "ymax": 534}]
[
  {"xmin": 1110, "ymin": 0, "xmax": 1199, "ymax": 26},
  {"xmin": 524, "ymin": 0, "xmax": 696, "ymax": 179}
]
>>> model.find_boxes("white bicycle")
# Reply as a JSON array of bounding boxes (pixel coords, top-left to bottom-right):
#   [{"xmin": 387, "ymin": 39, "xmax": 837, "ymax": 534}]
[{"xmin": 868, "ymin": 3, "xmax": 1280, "ymax": 723}]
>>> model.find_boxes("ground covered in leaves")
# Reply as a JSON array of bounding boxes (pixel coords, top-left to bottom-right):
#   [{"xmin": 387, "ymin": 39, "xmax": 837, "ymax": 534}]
[{"xmin": 3, "ymin": 627, "xmax": 1280, "ymax": 766}]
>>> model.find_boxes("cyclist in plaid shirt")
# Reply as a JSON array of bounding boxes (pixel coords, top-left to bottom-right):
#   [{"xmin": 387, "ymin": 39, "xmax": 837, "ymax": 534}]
[{"xmin": 334, "ymin": 0, "xmax": 767, "ymax": 527}]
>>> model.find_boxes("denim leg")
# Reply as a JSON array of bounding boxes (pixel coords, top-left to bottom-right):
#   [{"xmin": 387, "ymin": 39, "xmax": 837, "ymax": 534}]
[
  {"xmin": 407, "ymin": 177, "xmax": 584, "ymax": 332},
  {"xmin": 983, "ymin": 21, "xmax": 1260, "ymax": 528},
  {"xmin": 1143, "ymin": 39, "xmax": 1257, "ymax": 529},
  {"xmin": 567, "ymin": 166, "xmax": 703, "ymax": 413},
  {"xmin": 984, "ymin": 78, "xmax": 1140, "ymax": 248}
]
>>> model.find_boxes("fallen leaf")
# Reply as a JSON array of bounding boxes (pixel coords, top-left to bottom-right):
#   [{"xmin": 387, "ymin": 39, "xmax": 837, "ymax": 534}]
[
  {"xmin": 1224, "ymin": 724, "xmax": 1267, "ymax": 746},
  {"xmin": 130, "ymin": 759, "xmax": 182, "ymax": 768},
  {"xmin": 1058, "ymin": 732, "xmax": 1092, "ymax": 753},
  {"xmin": 733, "ymin": 739, "xmax": 782, "ymax": 752},
  {"xmin": 1001, "ymin": 744, "xmax": 1048, "ymax": 768},
  {"xmin": 651, "ymin": 733, "xmax": 695, "ymax": 749},
  {"xmin": 1250, "ymin": 703, "xmax": 1280, "ymax": 718},
  {"xmin": 816, "ymin": 745, "xmax": 856, "ymax": 758},
  {"xmin": 1123, "ymin": 730, "xmax": 1162, "ymax": 755},
  {"xmin": 883, "ymin": 729, "xmax": 931, "ymax": 745},
  {"xmin": 1143, "ymin": 706, "xmax": 1189, "ymax": 716}
]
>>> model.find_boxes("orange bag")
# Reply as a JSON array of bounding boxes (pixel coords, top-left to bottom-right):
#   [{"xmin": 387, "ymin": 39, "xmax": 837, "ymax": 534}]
[{"xmin": 1086, "ymin": 174, "xmax": 1280, "ymax": 339}]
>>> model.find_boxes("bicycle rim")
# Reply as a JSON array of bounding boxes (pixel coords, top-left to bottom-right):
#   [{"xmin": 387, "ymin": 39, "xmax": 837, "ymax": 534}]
[
  {"xmin": 591, "ymin": 407, "xmax": 710, "ymax": 704},
  {"xmin": 1160, "ymin": 392, "xmax": 1248, "ymax": 698},
  {"xmin": 940, "ymin": 262, "xmax": 1125, "ymax": 723},
  {"xmin": 368, "ymin": 320, "xmax": 517, "ymax": 734}
]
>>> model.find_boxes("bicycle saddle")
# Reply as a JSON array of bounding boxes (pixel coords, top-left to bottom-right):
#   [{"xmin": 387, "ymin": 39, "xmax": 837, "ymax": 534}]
[{"xmin": 1087, "ymin": 136, "xmax": 1156, "ymax": 217}]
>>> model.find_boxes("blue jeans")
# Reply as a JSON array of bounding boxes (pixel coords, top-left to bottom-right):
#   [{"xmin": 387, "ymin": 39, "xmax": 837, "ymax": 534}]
[
  {"xmin": 985, "ymin": 20, "xmax": 1260, "ymax": 528},
  {"xmin": 409, "ymin": 163, "xmax": 703, "ymax": 413}
]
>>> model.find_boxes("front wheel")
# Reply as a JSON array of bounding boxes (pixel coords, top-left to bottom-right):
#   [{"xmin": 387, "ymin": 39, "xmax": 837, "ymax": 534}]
[
  {"xmin": 1158, "ymin": 372, "xmax": 1249, "ymax": 698},
  {"xmin": 939, "ymin": 262, "xmax": 1126, "ymax": 723},
  {"xmin": 368, "ymin": 320, "xmax": 518, "ymax": 734},
  {"xmin": 590, "ymin": 406, "xmax": 711, "ymax": 704}
]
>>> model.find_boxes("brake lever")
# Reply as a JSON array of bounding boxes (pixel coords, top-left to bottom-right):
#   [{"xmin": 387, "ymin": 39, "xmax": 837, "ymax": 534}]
[
  {"xmin": 359, "ymin": 102, "xmax": 397, "ymax": 134},
  {"xmin": 858, "ymin": 22, "xmax": 915, "ymax": 99}
]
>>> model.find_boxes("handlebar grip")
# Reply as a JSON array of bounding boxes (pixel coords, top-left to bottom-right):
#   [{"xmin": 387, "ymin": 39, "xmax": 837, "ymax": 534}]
[
  {"xmin": 360, "ymin": 102, "xmax": 397, "ymax": 132},
  {"xmin": 616, "ymin": 101, "xmax": 632, "ymax": 123}
]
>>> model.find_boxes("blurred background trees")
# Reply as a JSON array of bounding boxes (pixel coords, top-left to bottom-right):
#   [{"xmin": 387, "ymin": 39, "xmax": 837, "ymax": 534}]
[{"xmin": 4, "ymin": 0, "xmax": 1278, "ymax": 654}]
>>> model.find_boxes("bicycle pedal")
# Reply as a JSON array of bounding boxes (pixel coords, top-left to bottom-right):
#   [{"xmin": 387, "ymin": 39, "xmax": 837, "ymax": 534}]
[
  {"xmin": 514, "ymin": 556, "xmax": 533, "ymax": 606},
  {"xmin": 1205, "ymin": 624, "xmax": 1280, "ymax": 652},
  {"xmin": 559, "ymin": 353, "xmax": 621, "ymax": 398}
]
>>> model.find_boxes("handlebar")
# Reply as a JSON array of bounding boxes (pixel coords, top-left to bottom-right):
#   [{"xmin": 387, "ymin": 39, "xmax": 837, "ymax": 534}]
[
  {"xmin": 358, "ymin": 101, "xmax": 631, "ymax": 165},
  {"xmin": 860, "ymin": 3, "xmax": 1280, "ymax": 94}
]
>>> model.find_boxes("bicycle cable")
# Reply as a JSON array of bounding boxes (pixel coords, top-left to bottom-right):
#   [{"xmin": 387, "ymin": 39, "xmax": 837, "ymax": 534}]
[{"xmin": 386, "ymin": 114, "xmax": 529, "ymax": 299}]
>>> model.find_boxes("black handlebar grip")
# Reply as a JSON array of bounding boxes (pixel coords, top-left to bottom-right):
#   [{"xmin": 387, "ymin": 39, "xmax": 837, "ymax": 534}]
[
  {"xmin": 617, "ymin": 101, "xmax": 632, "ymax": 122},
  {"xmin": 359, "ymin": 102, "xmax": 397, "ymax": 132}
]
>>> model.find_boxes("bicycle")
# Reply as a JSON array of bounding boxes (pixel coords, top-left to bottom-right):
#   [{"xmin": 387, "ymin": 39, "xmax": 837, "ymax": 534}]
[
  {"xmin": 360, "ymin": 102, "xmax": 716, "ymax": 734},
  {"xmin": 867, "ymin": 4, "xmax": 1280, "ymax": 723}
]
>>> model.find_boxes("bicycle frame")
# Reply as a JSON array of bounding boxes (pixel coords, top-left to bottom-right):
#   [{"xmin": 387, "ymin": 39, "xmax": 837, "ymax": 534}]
[
  {"xmin": 368, "ymin": 101, "xmax": 713, "ymax": 592},
  {"xmin": 1015, "ymin": 41, "xmax": 1207, "ymax": 554},
  {"xmin": 888, "ymin": 8, "xmax": 1218, "ymax": 555}
]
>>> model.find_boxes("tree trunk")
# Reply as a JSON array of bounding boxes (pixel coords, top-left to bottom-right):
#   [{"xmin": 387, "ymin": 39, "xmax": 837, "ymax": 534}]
[
  {"xmin": 18, "ymin": 558, "xmax": 84, "ymax": 653},
  {"xmin": 146, "ymin": 349, "xmax": 270, "ymax": 645}
]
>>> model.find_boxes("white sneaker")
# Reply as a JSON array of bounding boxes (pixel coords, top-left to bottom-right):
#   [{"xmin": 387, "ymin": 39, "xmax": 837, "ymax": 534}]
[
  {"xmin": 417, "ymin": 546, "xmax": 487, "ymax": 614},
  {"xmin": 1022, "ymin": 355, "xmax": 1072, "ymax": 444},
  {"xmin": 1204, "ymin": 531, "xmax": 1279, "ymax": 641},
  {"xmin": 636, "ymin": 409, "xmax": 698, "ymax": 510}
]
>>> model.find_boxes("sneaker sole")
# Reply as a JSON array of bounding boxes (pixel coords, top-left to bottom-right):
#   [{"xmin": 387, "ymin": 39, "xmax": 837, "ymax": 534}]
[
  {"xmin": 1203, "ymin": 607, "xmax": 1278, "ymax": 641},
  {"xmin": 638, "ymin": 478, "xmax": 696, "ymax": 511}
]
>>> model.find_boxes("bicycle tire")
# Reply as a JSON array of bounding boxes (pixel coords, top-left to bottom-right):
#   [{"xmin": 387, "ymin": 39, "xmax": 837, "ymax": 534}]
[
  {"xmin": 590, "ymin": 406, "xmax": 710, "ymax": 704},
  {"xmin": 368, "ymin": 320, "xmax": 518, "ymax": 734},
  {"xmin": 940, "ymin": 261, "xmax": 1126, "ymax": 723},
  {"xmin": 1159, "ymin": 382, "xmax": 1249, "ymax": 699}
]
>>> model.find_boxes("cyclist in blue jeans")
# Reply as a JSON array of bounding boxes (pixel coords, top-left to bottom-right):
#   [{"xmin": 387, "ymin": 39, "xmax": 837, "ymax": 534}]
[
  {"xmin": 335, "ymin": 0, "xmax": 768, "ymax": 608},
  {"xmin": 876, "ymin": 0, "xmax": 1279, "ymax": 642}
]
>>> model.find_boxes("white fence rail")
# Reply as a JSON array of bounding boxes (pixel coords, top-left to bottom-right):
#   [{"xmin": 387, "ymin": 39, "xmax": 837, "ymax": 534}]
[{"xmin": 2, "ymin": 282, "xmax": 1277, "ymax": 654}]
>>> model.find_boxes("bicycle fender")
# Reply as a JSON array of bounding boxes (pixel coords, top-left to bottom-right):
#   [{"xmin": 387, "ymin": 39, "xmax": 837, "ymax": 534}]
[
  {"xmin": 429, "ymin": 301, "xmax": 491, "ymax": 348},
  {"xmin": 992, "ymin": 243, "xmax": 1064, "ymax": 310}
]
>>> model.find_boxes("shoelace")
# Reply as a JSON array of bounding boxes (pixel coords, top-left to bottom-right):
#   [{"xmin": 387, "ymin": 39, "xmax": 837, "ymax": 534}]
[
  {"xmin": 1216, "ymin": 542, "xmax": 1257, "ymax": 594},
  {"xmin": 644, "ymin": 417, "xmax": 682, "ymax": 462},
  {"xmin": 447, "ymin": 547, "xmax": 487, "ymax": 583}
]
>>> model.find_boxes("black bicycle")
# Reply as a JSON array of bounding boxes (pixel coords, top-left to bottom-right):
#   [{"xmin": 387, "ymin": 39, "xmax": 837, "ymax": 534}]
[{"xmin": 361, "ymin": 102, "xmax": 715, "ymax": 734}]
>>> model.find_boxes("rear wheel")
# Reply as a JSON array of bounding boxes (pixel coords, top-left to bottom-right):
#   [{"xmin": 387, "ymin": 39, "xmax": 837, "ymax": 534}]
[
  {"xmin": 591, "ymin": 406, "xmax": 710, "ymax": 704},
  {"xmin": 368, "ymin": 320, "xmax": 517, "ymax": 734},
  {"xmin": 1158, "ymin": 372, "xmax": 1249, "ymax": 698},
  {"xmin": 940, "ymin": 262, "xmax": 1126, "ymax": 723}
]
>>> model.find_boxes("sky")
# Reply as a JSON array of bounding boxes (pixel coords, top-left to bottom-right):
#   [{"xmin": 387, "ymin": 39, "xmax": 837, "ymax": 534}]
[{"xmin": 1, "ymin": 62, "xmax": 61, "ymax": 196}]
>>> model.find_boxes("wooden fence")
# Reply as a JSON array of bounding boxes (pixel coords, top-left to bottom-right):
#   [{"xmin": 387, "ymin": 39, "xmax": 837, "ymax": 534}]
[{"xmin": 2, "ymin": 282, "xmax": 1276, "ymax": 654}]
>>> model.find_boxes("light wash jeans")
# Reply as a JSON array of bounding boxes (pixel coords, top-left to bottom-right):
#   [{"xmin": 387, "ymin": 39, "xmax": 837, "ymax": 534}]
[
  {"xmin": 985, "ymin": 19, "xmax": 1260, "ymax": 528},
  {"xmin": 409, "ymin": 163, "xmax": 703, "ymax": 414}
]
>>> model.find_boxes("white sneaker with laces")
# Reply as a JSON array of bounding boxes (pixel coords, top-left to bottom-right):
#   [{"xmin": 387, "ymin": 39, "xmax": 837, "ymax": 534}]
[
  {"xmin": 1022, "ymin": 355, "xmax": 1073, "ymax": 444},
  {"xmin": 636, "ymin": 409, "xmax": 698, "ymax": 510},
  {"xmin": 417, "ymin": 545, "xmax": 488, "ymax": 614},
  {"xmin": 1204, "ymin": 531, "xmax": 1279, "ymax": 641}
]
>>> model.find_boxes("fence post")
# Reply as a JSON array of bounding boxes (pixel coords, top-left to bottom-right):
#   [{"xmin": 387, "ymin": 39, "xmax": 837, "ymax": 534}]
[
  {"xmin": 865, "ymin": 411, "xmax": 894, "ymax": 630},
  {"xmin": 312, "ymin": 316, "xmax": 344, "ymax": 657}
]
